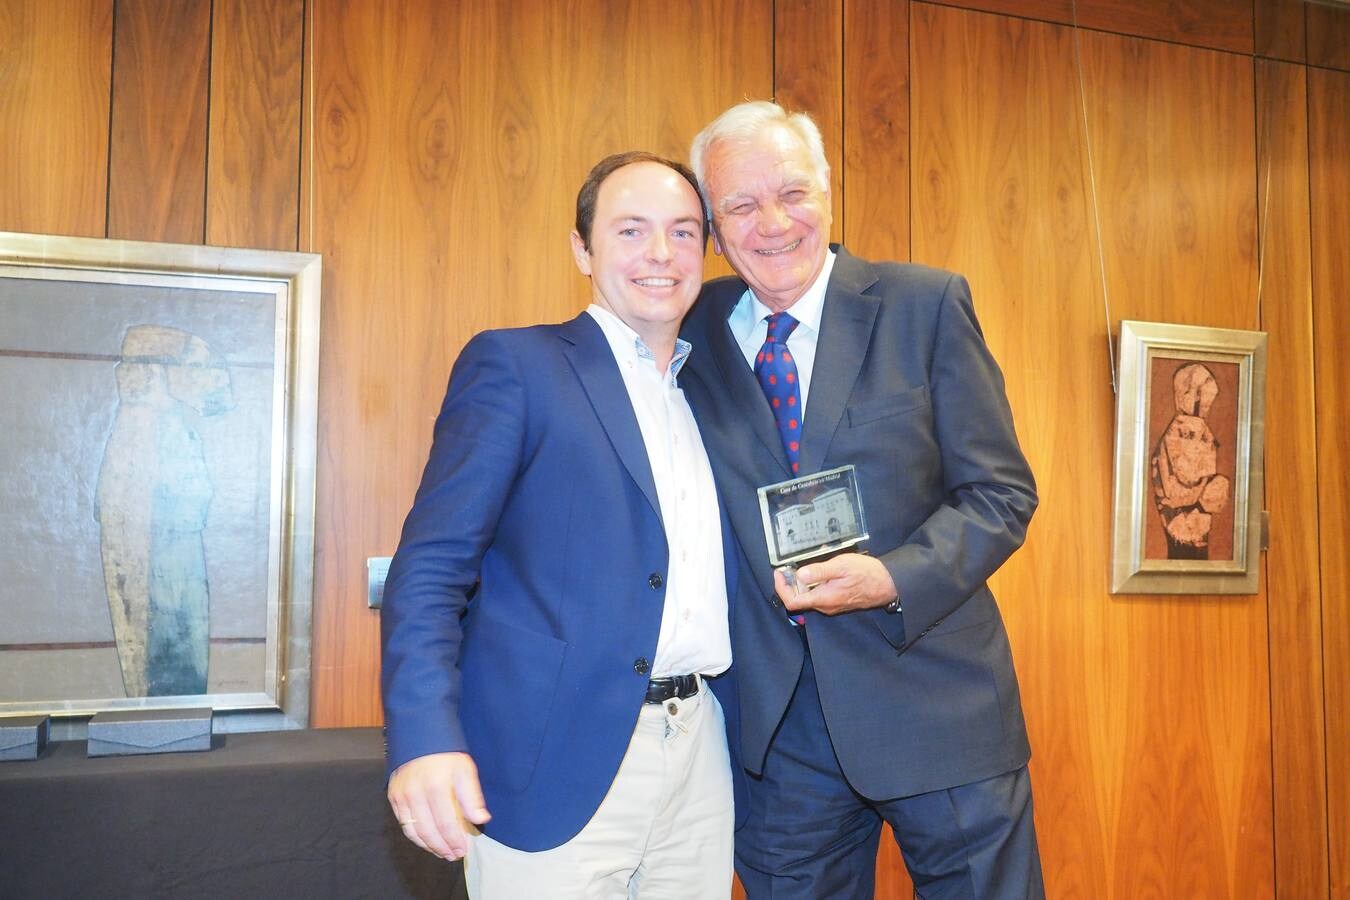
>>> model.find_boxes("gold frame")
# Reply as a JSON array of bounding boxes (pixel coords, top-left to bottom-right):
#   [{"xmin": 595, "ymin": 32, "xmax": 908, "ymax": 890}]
[
  {"xmin": 1110, "ymin": 320, "xmax": 1267, "ymax": 594},
  {"xmin": 0, "ymin": 231, "xmax": 320, "ymax": 734}
]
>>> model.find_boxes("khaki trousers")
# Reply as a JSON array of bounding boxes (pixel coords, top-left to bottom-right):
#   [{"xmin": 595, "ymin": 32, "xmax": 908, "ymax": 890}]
[{"xmin": 465, "ymin": 681, "xmax": 734, "ymax": 899}]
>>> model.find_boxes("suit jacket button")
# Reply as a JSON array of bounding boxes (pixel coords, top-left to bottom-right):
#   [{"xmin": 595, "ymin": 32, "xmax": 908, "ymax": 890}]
[
  {"xmin": 633, "ymin": 658, "xmax": 650, "ymax": 675},
  {"xmin": 648, "ymin": 573, "xmax": 663, "ymax": 589}
]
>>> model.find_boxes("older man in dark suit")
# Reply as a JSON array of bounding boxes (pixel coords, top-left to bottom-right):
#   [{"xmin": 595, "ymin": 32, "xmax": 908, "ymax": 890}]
[{"xmin": 680, "ymin": 101, "xmax": 1043, "ymax": 898}]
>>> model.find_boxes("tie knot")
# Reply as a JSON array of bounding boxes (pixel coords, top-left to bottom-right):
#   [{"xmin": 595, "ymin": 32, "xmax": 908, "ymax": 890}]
[{"xmin": 765, "ymin": 311, "xmax": 799, "ymax": 342}]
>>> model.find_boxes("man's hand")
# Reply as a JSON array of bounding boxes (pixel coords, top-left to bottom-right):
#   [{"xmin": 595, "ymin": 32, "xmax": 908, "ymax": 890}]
[
  {"xmin": 776, "ymin": 553, "xmax": 899, "ymax": 615},
  {"xmin": 387, "ymin": 751, "xmax": 491, "ymax": 860}
]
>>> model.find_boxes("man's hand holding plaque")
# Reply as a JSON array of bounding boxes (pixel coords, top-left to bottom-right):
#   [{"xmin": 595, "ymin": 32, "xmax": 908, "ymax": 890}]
[
  {"xmin": 772, "ymin": 554, "xmax": 899, "ymax": 615},
  {"xmin": 757, "ymin": 464, "xmax": 897, "ymax": 615}
]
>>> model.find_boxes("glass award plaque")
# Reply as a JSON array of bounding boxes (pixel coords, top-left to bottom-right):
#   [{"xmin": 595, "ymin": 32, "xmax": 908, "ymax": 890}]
[{"xmin": 757, "ymin": 464, "xmax": 870, "ymax": 568}]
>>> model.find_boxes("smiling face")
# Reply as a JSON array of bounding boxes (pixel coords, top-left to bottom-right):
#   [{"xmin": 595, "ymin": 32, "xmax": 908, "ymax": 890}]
[
  {"xmin": 570, "ymin": 160, "xmax": 706, "ymax": 349},
  {"xmin": 702, "ymin": 123, "xmax": 832, "ymax": 312}
]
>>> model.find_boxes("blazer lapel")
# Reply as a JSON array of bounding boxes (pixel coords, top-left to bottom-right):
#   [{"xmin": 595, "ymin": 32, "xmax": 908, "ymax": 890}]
[
  {"xmin": 798, "ymin": 248, "xmax": 880, "ymax": 476},
  {"xmin": 560, "ymin": 314, "xmax": 663, "ymax": 527},
  {"xmin": 693, "ymin": 283, "xmax": 794, "ymax": 479}
]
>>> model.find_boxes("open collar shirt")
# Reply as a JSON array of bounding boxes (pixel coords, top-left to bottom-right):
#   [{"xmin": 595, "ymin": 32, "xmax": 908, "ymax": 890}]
[{"xmin": 586, "ymin": 305, "xmax": 731, "ymax": 678}]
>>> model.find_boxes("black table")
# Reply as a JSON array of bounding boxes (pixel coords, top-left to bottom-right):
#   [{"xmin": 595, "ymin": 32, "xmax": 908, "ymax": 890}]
[{"xmin": 0, "ymin": 727, "xmax": 467, "ymax": 899}]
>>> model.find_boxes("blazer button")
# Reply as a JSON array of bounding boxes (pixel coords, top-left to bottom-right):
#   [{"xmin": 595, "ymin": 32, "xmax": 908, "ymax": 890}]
[
  {"xmin": 648, "ymin": 573, "xmax": 663, "ymax": 590},
  {"xmin": 633, "ymin": 658, "xmax": 650, "ymax": 675}
]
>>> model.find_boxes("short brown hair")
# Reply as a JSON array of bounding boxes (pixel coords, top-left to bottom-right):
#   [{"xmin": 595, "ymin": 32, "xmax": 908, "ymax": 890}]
[{"xmin": 574, "ymin": 151, "xmax": 706, "ymax": 251}]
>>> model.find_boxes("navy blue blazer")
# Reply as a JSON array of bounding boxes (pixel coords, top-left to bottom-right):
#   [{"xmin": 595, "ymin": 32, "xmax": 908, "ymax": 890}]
[
  {"xmin": 380, "ymin": 313, "xmax": 742, "ymax": 852},
  {"xmin": 680, "ymin": 247, "xmax": 1036, "ymax": 800}
]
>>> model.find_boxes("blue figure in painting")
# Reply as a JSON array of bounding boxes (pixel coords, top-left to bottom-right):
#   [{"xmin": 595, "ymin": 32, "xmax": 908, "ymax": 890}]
[{"xmin": 96, "ymin": 324, "xmax": 234, "ymax": 697}]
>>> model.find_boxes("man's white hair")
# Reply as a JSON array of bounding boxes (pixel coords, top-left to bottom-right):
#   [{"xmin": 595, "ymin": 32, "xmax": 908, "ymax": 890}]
[{"xmin": 690, "ymin": 100, "xmax": 831, "ymax": 205}]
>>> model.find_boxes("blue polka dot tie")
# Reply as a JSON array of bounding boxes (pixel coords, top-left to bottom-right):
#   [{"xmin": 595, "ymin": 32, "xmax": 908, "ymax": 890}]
[{"xmin": 755, "ymin": 312, "xmax": 803, "ymax": 475}]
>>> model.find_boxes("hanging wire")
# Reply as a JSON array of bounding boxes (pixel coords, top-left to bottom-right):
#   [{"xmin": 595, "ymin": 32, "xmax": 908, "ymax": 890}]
[
  {"xmin": 1070, "ymin": 0, "xmax": 1118, "ymax": 396},
  {"xmin": 1254, "ymin": 62, "xmax": 1275, "ymax": 330}
]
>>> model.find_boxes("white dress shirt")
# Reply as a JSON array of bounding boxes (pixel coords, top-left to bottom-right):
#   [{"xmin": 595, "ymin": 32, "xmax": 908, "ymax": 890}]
[
  {"xmin": 586, "ymin": 305, "xmax": 731, "ymax": 678},
  {"xmin": 726, "ymin": 249, "xmax": 839, "ymax": 419}
]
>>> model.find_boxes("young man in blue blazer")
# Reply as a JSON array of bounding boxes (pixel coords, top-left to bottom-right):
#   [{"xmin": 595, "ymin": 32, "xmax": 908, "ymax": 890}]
[{"xmin": 381, "ymin": 151, "xmax": 742, "ymax": 898}]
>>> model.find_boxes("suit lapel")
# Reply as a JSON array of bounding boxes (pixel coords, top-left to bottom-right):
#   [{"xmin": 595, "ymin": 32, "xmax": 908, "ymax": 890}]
[
  {"xmin": 798, "ymin": 248, "xmax": 880, "ymax": 476},
  {"xmin": 560, "ymin": 314, "xmax": 663, "ymax": 527},
  {"xmin": 693, "ymin": 282, "xmax": 794, "ymax": 479}
]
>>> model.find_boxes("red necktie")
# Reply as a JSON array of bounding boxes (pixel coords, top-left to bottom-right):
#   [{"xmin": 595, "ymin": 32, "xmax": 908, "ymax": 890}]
[{"xmin": 754, "ymin": 312, "xmax": 803, "ymax": 475}]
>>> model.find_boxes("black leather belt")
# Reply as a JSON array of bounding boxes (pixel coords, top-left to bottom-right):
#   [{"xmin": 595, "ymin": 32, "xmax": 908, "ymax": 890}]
[{"xmin": 644, "ymin": 674, "xmax": 700, "ymax": 703}]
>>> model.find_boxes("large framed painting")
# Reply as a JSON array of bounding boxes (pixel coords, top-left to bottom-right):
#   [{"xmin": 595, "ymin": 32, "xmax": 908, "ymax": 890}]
[
  {"xmin": 0, "ymin": 232, "xmax": 320, "ymax": 734},
  {"xmin": 1110, "ymin": 320, "xmax": 1267, "ymax": 594}
]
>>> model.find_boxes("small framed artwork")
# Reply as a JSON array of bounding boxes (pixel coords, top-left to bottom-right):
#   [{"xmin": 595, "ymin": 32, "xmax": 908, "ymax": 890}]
[
  {"xmin": 0, "ymin": 231, "xmax": 320, "ymax": 735},
  {"xmin": 1110, "ymin": 320, "xmax": 1267, "ymax": 594}
]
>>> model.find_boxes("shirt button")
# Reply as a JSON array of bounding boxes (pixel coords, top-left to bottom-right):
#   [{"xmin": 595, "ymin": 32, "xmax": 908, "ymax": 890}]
[
  {"xmin": 634, "ymin": 658, "xmax": 650, "ymax": 675},
  {"xmin": 648, "ymin": 573, "xmax": 663, "ymax": 589}
]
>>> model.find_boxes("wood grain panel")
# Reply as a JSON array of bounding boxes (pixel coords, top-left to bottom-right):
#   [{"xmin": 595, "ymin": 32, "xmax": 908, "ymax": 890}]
[
  {"xmin": 843, "ymin": 3, "xmax": 914, "ymax": 890},
  {"xmin": 0, "ymin": 0, "xmax": 112, "ymax": 237},
  {"xmin": 1255, "ymin": 0, "xmax": 1306, "ymax": 63},
  {"xmin": 207, "ymin": 0, "xmax": 304, "ymax": 250},
  {"xmin": 923, "ymin": 0, "xmax": 1253, "ymax": 53},
  {"xmin": 1256, "ymin": 58, "xmax": 1329, "ymax": 900},
  {"xmin": 1079, "ymin": 26, "xmax": 1270, "ymax": 899},
  {"xmin": 1308, "ymin": 1, "xmax": 1350, "ymax": 72},
  {"xmin": 306, "ymin": 0, "xmax": 773, "ymax": 729},
  {"xmin": 912, "ymin": 8, "xmax": 1104, "ymax": 895},
  {"xmin": 1308, "ymin": 63, "xmax": 1350, "ymax": 900},
  {"xmin": 843, "ymin": 0, "xmax": 910, "ymax": 263},
  {"xmin": 107, "ymin": 0, "xmax": 210, "ymax": 243},
  {"xmin": 914, "ymin": 4, "xmax": 1271, "ymax": 895},
  {"xmin": 775, "ymin": 0, "xmax": 843, "ymax": 242}
]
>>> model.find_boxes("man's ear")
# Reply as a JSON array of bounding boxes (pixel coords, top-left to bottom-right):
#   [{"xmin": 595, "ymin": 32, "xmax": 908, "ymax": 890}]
[
  {"xmin": 710, "ymin": 227, "xmax": 724, "ymax": 257},
  {"xmin": 570, "ymin": 231, "xmax": 592, "ymax": 276}
]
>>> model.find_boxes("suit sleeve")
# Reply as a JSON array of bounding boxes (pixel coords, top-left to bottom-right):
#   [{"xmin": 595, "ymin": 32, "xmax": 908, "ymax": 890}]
[
  {"xmin": 879, "ymin": 274, "xmax": 1038, "ymax": 643},
  {"xmin": 380, "ymin": 331, "xmax": 527, "ymax": 775}
]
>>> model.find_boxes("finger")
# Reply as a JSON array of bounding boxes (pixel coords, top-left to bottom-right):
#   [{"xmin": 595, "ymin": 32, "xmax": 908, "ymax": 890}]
[
  {"xmin": 388, "ymin": 792, "xmax": 431, "ymax": 852},
  {"xmin": 795, "ymin": 558, "xmax": 840, "ymax": 587},
  {"xmin": 454, "ymin": 766, "xmax": 492, "ymax": 826},
  {"xmin": 772, "ymin": 569, "xmax": 797, "ymax": 607},
  {"xmin": 794, "ymin": 581, "xmax": 852, "ymax": 615},
  {"xmin": 410, "ymin": 792, "xmax": 460, "ymax": 859},
  {"xmin": 426, "ymin": 781, "xmax": 471, "ymax": 859}
]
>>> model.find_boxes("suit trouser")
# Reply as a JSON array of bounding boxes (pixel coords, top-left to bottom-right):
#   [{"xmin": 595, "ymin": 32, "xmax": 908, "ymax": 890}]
[
  {"xmin": 734, "ymin": 649, "xmax": 1044, "ymax": 900},
  {"xmin": 465, "ymin": 681, "xmax": 734, "ymax": 899}
]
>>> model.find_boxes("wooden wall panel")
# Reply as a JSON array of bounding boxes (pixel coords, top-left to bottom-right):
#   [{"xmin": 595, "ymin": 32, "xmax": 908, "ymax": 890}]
[
  {"xmin": 843, "ymin": 0, "xmax": 910, "ymax": 263},
  {"xmin": 207, "ymin": 0, "xmax": 304, "ymax": 250},
  {"xmin": 0, "ymin": 0, "xmax": 112, "ymax": 237},
  {"xmin": 912, "ymin": 7, "xmax": 1103, "ymax": 895},
  {"xmin": 775, "ymin": 0, "xmax": 843, "ymax": 242},
  {"xmin": 306, "ymin": 0, "xmax": 773, "ymax": 728},
  {"xmin": 913, "ymin": 4, "xmax": 1271, "ymax": 895},
  {"xmin": 1308, "ymin": 1, "xmax": 1350, "ymax": 71},
  {"xmin": 1257, "ymin": 58, "xmax": 1329, "ymax": 900},
  {"xmin": 107, "ymin": 0, "xmax": 210, "ymax": 243},
  {"xmin": 842, "ymin": 5, "xmax": 914, "ymax": 895},
  {"xmin": 1255, "ymin": 0, "xmax": 1306, "ymax": 63},
  {"xmin": 1309, "ymin": 64, "xmax": 1350, "ymax": 900},
  {"xmin": 925, "ymin": 0, "xmax": 1254, "ymax": 54},
  {"xmin": 1077, "ymin": 27, "xmax": 1270, "ymax": 898}
]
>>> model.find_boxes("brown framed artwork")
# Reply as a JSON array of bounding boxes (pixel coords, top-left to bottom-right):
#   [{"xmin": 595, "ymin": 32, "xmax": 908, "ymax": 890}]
[
  {"xmin": 0, "ymin": 232, "xmax": 320, "ymax": 736},
  {"xmin": 1110, "ymin": 320, "xmax": 1267, "ymax": 594}
]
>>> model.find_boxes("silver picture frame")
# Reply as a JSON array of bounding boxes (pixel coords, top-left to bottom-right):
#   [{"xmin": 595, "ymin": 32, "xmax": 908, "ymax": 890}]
[
  {"xmin": 1110, "ymin": 320, "xmax": 1267, "ymax": 594},
  {"xmin": 0, "ymin": 231, "xmax": 320, "ymax": 736}
]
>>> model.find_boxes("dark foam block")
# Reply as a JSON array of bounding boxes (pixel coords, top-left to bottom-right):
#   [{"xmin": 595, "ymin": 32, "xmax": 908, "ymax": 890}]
[{"xmin": 87, "ymin": 708, "xmax": 213, "ymax": 757}]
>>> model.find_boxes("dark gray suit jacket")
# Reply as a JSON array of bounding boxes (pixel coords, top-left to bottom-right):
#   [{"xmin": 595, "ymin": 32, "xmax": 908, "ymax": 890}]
[{"xmin": 679, "ymin": 246, "xmax": 1036, "ymax": 800}]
